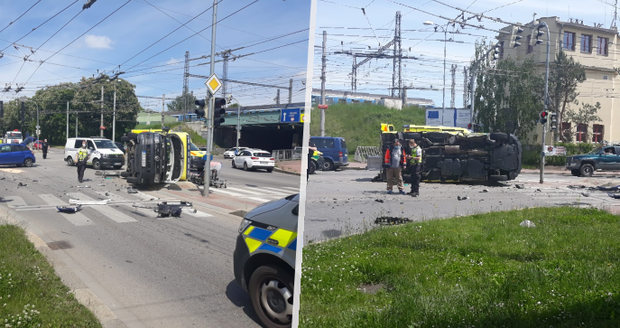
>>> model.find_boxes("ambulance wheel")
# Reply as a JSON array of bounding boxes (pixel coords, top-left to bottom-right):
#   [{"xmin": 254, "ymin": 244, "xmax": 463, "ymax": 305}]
[{"xmin": 248, "ymin": 265, "xmax": 294, "ymax": 328}]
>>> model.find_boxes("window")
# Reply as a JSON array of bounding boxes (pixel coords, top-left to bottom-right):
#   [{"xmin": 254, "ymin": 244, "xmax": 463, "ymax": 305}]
[
  {"xmin": 581, "ymin": 34, "xmax": 592, "ymax": 53},
  {"xmin": 527, "ymin": 35, "xmax": 533, "ymax": 53},
  {"xmin": 94, "ymin": 139, "xmax": 116, "ymax": 149},
  {"xmin": 576, "ymin": 123, "xmax": 588, "ymax": 142},
  {"xmin": 1, "ymin": 145, "xmax": 11, "ymax": 153},
  {"xmin": 593, "ymin": 124, "xmax": 604, "ymax": 143},
  {"xmin": 87, "ymin": 140, "xmax": 95, "ymax": 149},
  {"xmin": 598, "ymin": 37, "xmax": 609, "ymax": 55},
  {"xmin": 311, "ymin": 138, "xmax": 335, "ymax": 149},
  {"xmin": 563, "ymin": 32, "xmax": 576, "ymax": 50},
  {"xmin": 74, "ymin": 140, "xmax": 84, "ymax": 148}
]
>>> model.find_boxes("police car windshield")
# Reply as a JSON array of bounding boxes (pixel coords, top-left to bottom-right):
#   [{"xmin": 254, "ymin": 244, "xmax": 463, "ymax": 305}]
[
  {"xmin": 94, "ymin": 139, "xmax": 116, "ymax": 149},
  {"xmin": 189, "ymin": 143, "xmax": 200, "ymax": 151}
]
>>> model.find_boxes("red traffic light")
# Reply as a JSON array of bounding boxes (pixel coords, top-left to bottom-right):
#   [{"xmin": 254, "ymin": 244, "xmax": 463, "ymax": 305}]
[
  {"xmin": 541, "ymin": 111, "xmax": 548, "ymax": 118},
  {"xmin": 467, "ymin": 123, "xmax": 472, "ymax": 129}
]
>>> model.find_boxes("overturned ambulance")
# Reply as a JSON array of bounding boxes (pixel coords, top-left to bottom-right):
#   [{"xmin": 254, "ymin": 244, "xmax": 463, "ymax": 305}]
[
  {"xmin": 120, "ymin": 131, "xmax": 187, "ymax": 186},
  {"xmin": 377, "ymin": 124, "xmax": 522, "ymax": 183}
]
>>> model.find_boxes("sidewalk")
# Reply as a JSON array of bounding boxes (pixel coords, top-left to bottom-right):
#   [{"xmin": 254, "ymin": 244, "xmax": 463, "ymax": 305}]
[{"xmin": 274, "ymin": 160, "xmax": 367, "ymax": 175}]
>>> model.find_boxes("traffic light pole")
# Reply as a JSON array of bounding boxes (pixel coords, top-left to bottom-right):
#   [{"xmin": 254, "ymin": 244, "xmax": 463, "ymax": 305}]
[
  {"xmin": 203, "ymin": 0, "xmax": 218, "ymax": 197},
  {"xmin": 539, "ymin": 22, "xmax": 550, "ymax": 184}
]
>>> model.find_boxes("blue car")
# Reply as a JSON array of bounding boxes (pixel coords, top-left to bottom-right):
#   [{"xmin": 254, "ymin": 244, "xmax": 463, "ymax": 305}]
[
  {"xmin": 309, "ymin": 136, "xmax": 349, "ymax": 171},
  {"xmin": 0, "ymin": 143, "xmax": 36, "ymax": 167}
]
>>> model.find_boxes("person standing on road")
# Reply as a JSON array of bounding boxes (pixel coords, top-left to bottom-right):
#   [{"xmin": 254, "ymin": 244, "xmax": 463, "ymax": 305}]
[
  {"xmin": 406, "ymin": 139, "xmax": 422, "ymax": 197},
  {"xmin": 383, "ymin": 139, "xmax": 406, "ymax": 194},
  {"xmin": 307, "ymin": 141, "xmax": 318, "ymax": 182},
  {"xmin": 77, "ymin": 141, "xmax": 89, "ymax": 183},
  {"xmin": 42, "ymin": 139, "xmax": 49, "ymax": 159}
]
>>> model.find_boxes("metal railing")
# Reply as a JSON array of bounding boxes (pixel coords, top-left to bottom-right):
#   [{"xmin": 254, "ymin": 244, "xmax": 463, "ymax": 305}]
[
  {"xmin": 354, "ymin": 146, "xmax": 382, "ymax": 162},
  {"xmin": 272, "ymin": 149, "xmax": 293, "ymax": 161}
]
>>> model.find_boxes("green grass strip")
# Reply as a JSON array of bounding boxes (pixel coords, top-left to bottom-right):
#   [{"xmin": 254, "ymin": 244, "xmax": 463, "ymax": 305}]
[
  {"xmin": 0, "ymin": 224, "xmax": 101, "ymax": 327},
  {"xmin": 299, "ymin": 207, "xmax": 620, "ymax": 328}
]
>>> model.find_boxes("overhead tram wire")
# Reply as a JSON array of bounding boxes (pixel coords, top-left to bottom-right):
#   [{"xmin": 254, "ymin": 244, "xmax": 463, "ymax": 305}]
[
  {"xmin": 22, "ymin": 0, "xmax": 132, "ymax": 86},
  {"xmin": 0, "ymin": 0, "xmax": 43, "ymax": 35},
  {"xmin": 123, "ymin": 0, "xmax": 260, "ymax": 74},
  {"xmin": 119, "ymin": 1, "xmax": 221, "ymax": 67}
]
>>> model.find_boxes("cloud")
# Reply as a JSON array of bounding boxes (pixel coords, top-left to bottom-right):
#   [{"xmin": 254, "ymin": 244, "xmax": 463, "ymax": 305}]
[
  {"xmin": 85, "ymin": 35, "xmax": 113, "ymax": 49},
  {"xmin": 167, "ymin": 58, "xmax": 180, "ymax": 66}
]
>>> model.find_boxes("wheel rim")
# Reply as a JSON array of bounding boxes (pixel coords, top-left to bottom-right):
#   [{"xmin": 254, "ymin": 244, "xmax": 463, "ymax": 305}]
[
  {"xmin": 259, "ymin": 278, "xmax": 293, "ymax": 324},
  {"xmin": 584, "ymin": 166, "xmax": 593, "ymax": 174},
  {"xmin": 94, "ymin": 161, "xmax": 100, "ymax": 169},
  {"xmin": 322, "ymin": 162, "xmax": 331, "ymax": 170},
  {"xmin": 25, "ymin": 159, "xmax": 32, "ymax": 167}
]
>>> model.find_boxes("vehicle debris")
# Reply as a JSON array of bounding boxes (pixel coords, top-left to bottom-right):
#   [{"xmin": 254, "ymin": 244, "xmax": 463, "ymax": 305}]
[
  {"xmin": 515, "ymin": 184, "xmax": 525, "ymax": 189},
  {"xmin": 457, "ymin": 196, "xmax": 469, "ymax": 201},
  {"xmin": 375, "ymin": 199, "xmax": 384, "ymax": 203},
  {"xmin": 126, "ymin": 187, "xmax": 138, "ymax": 194},
  {"xmin": 480, "ymin": 189, "xmax": 489, "ymax": 193},
  {"xmin": 132, "ymin": 201, "xmax": 193, "ymax": 218},
  {"xmin": 17, "ymin": 182, "xmax": 27, "ymax": 187},
  {"xmin": 69, "ymin": 199, "xmax": 110, "ymax": 205},
  {"xmin": 375, "ymin": 216, "xmax": 410, "ymax": 225},
  {"xmin": 519, "ymin": 219, "xmax": 536, "ymax": 228},
  {"xmin": 581, "ymin": 192, "xmax": 590, "ymax": 197},
  {"xmin": 608, "ymin": 193, "xmax": 620, "ymax": 199},
  {"xmin": 56, "ymin": 205, "xmax": 82, "ymax": 214}
]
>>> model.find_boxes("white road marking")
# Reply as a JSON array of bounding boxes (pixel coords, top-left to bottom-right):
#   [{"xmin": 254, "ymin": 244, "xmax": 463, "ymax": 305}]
[
  {"xmin": 39, "ymin": 194, "xmax": 94, "ymax": 226},
  {"xmin": 67, "ymin": 193, "xmax": 137, "ymax": 223},
  {"xmin": 3, "ymin": 196, "xmax": 27, "ymax": 208},
  {"xmin": 210, "ymin": 188, "xmax": 272, "ymax": 203}
]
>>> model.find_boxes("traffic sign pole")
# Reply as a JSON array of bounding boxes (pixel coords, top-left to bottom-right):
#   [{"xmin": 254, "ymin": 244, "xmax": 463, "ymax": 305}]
[{"xmin": 203, "ymin": 0, "xmax": 218, "ymax": 197}]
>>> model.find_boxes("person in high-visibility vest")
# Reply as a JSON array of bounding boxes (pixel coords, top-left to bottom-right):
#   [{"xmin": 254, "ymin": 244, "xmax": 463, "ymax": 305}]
[
  {"xmin": 76, "ymin": 141, "xmax": 90, "ymax": 183},
  {"xmin": 406, "ymin": 139, "xmax": 422, "ymax": 197}
]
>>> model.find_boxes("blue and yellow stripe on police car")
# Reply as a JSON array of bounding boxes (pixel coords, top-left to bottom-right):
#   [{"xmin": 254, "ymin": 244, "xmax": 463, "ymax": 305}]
[{"xmin": 242, "ymin": 225, "xmax": 297, "ymax": 254}]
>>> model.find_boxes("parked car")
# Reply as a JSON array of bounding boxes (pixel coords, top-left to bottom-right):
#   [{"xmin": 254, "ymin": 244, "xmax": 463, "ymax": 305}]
[
  {"xmin": 33, "ymin": 140, "xmax": 44, "ymax": 150},
  {"xmin": 0, "ymin": 143, "xmax": 35, "ymax": 167},
  {"xmin": 224, "ymin": 147, "xmax": 251, "ymax": 159},
  {"xmin": 232, "ymin": 149, "xmax": 275, "ymax": 172},
  {"xmin": 566, "ymin": 145, "xmax": 620, "ymax": 177},
  {"xmin": 64, "ymin": 137, "xmax": 125, "ymax": 170},
  {"xmin": 309, "ymin": 136, "xmax": 349, "ymax": 171},
  {"xmin": 233, "ymin": 193, "xmax": 298, "ymax": 328},
  {"xmin": 114, "ymin": 142, "xmax": 126, "ymax": 154}
]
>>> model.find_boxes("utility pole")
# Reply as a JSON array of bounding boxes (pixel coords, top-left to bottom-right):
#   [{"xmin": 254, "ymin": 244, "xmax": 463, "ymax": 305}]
[
  {"xmin": 391, "ymin": 11, "xmax": 402, "ymax": 98},
  {"xmin": 113, "ymin": 85, "xmax": 116, "ymax": 142},
  {"xmin": 66, "ymin": 101, "xmax": 69, "ymax": 139},
  {"xmin": 222, "ymin": 50, "xmax": 230, "ymax": 101},
  {"xmin": 450, "ymin": 64, "xmax": 457, "ymax": 108},
  {"xmin": 184, "ymin": 51, "xmax": 190, "ymax": 122},
  {"xmin": 161, "ymin": 94, "xmax": 165, "ymax": 129},
  {"xmin": 320, "ymin": 30, "xmax": 327, "ymax": 137},
  {"xmin": 100, "ymin": 85, "xmax": 104, "ymax": 137},
  {"xmin": 203, "ymin": 0, "xmax": 218, "ymax": 196},
  {"xmin": 539, "ymin": 22, "xmax": 551, "ymax": 184},
  {"xmin": 463, "ymin": 67, "xmax": 469, "ymax": 109},
  {"xmin": 288, "ymin": 78, "xmax": 293, "ymax": 104}
]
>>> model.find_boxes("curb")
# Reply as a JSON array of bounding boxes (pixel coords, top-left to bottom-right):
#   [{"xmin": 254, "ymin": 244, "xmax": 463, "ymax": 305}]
[
  {"xmin": 341, "ymin": 166, "xmax": 367, "ymax": 171},
  {"xmin": 273, "ymin": 167, "xmax": 302, "ymax": 176},
  {"xmin": 0, "ymin": 206, "xmax": 127, "ymax": 328}
]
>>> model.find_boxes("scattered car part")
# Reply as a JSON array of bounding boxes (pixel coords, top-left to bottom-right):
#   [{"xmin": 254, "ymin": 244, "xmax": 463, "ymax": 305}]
[{"xmin": 56, "ymin": 205, "xmax": 82, "ymax": 213}]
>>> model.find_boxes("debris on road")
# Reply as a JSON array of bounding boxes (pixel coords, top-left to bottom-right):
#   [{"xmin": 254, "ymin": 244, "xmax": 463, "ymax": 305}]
[
  {"xmin": 18, "ymin": 182, "xmax": 27, "ymax": 187},
  {"xmin": 515, "ymin": 184, "xmax": 525, "ymax": 189},
  {"xmin": 56, "ymin": 205, "xmax": 82, "ymax": 214},
  {"xmin": 76, "ymin": 185, "xmax": 90, "ymax": 188},
  {"xmin": 480, "ymin": 189, "xmax": 489, "ymax": 193},
  {"xmin": 457, "ymin": 196, "xmax": 469, "ymax": 201},
  {"xmin": 608, "ymin": 193, "xmax": 620, "ymax": 199},
  {"xmin": 375, "ymin": 199, "xmax": 384, "ymax": 203},
  {"xmin": 127, "ymin": 187, "xmax": 138, "ymax": 194},
  {"xmin": 519, "ymin": 219, "xmax": 536, "ymax": 228},
  {"xmin": 581, "ymin": 192, "xmax": 590, "ymax": 197},
  {"xmin": 69, "ymin": 199, "xmax": 110, "ymax": 205},
  {"xmin": 375, "ymin": 216, "xmax": 410, "ymax": 225}
]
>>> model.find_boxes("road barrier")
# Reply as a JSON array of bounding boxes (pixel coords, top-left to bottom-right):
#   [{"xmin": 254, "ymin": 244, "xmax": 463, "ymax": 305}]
[
  {"xmin": 354, "ymin": 146, "xmax": 381, "ymax": 162},
  {"xmin": 272, "ymin": 149, "xmax": 293, "ymax": 161}
]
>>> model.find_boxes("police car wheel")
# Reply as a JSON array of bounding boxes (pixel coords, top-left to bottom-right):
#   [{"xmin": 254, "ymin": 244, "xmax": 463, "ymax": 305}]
[
  {"xmin": 66, "ymin": 156, "xmax": 74, "ymax": 166},
  {"xmin": 249, "ymin": 265, "xmax": 294, "ymax": 328},
  {"xmin": 93, "ymin": 159, "xmax": 101, "ymax": 170}
]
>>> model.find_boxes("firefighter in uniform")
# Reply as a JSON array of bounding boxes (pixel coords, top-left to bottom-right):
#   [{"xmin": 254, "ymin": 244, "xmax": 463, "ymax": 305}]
[
  {"xmin": 76, "ymin": 141, "xmax": 90, "ymax": 183},
  {"xmin": 406, "ymin": 139, "xmax": 422, "ymax": 197}
]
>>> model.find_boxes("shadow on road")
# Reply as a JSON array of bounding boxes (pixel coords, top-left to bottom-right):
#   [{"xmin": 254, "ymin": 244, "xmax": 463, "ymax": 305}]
[{"xmin": 225, "ymin": 280, "xmax": 264, "ymax": 327}]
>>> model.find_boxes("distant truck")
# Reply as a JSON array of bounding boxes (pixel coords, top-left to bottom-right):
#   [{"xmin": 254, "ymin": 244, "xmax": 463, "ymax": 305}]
[
  {"xmin": 376, "ymin": 124, "xmax": 522, "ymax": 183},
  {"xmin": 4, "ymin": 130, "xmax": 23, "ymax": 144}
]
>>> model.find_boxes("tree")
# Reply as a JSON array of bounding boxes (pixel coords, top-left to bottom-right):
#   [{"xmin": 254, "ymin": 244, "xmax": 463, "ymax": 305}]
[
  {"xmin": 471, "ymin": 43, "xmax": 543, "ymax": 141},
  {"xmin": 563, "ymin": 101, "xmax": 602, "ymax": 142},
  {"xmin": 547, "ymin": 50, "xmax": 586, "ymax": 142},
  {"xmin": 166, "ymin": 91, "xmax": 196, "ymax": 114}
]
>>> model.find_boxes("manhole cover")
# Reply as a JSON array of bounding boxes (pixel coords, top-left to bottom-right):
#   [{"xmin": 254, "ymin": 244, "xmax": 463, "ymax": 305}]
[{"xmin": 47, "ymin": 240, "xmax": 73, "ymax": 250}]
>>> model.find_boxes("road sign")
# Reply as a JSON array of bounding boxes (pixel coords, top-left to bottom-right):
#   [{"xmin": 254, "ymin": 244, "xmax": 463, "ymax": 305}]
[
  {"xmin": 300, "ymin": 113, "xmax": 305, "ymax": 123},
  {"xmin": 205, "ymin": 73, "xmax": 222, "ymax": 95},
  {"xmin": 280, "ymin": 108, "xmax": 300, "ymax": 123},
  {"xmin": 36, "ymin": 130, "xmax": 40, "ymax": 135},
  {"xmin": 35, "ymin": 125, "xmax": 40, "ymax": 129}
]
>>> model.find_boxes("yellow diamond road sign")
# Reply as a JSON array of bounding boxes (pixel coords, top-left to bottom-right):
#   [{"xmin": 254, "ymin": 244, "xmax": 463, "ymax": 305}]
[{"xmin": 205, "ymin": 73, "xmax": 222, "ymax": 95}]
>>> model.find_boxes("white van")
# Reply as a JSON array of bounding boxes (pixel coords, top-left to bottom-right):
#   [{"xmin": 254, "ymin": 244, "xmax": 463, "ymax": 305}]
[{"xmin": 64, "ymin": 137, "xmax": 125, "ymax": 170}]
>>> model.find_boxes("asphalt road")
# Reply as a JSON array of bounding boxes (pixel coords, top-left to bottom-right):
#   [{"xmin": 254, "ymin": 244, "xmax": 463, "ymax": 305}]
[
  {"xmin": 0, "ymin": 149, "xmax": 301, "ymax": 328},
  {"xmin": 303, "ymin": 168, "xmax": 620, "ymax": 244}
]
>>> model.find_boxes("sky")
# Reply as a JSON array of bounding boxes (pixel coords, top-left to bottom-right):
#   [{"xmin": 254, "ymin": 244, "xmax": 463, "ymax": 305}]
[
  {"xmin": 0, "ymin": 0, "xmax": 312, "ymax": 110},
  {"xmin": 313, "ymin": 0, "xmax": 619, "ymax": 108}
]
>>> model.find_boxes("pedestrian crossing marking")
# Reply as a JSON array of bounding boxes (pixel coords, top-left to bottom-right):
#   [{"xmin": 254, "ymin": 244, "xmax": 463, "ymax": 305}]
[
  {"xmin": 3, "ymin": 196, "xmax": 27, "ymax": 209},
  {"xmin": 67, "ymin": 193, "xmax": 137, "ymax": 223},
  {"xmin": 39, "ymin": 194, "xmax": 94, "ymax": 226},
  {"xmin": 210, "ymin": 188, "xmax": 272, "ymax": 203},
  {"xmin": 245, "ymin": 187, "xmax": 292, "ymax": 197}
]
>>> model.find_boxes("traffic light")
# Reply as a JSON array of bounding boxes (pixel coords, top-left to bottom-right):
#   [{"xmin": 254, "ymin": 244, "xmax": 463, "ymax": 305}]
[
  {"xmin": 510, "ymin": 26, "xmax": 524, "ymax": 48},
  {"xmin": 492, "ymin": 43, "xmax": 502, "ymax": 60},
  {"xmin": 213, "ymin": 97, "xmax": 226, "ymax": 127},
  {"xmin": 194, "ymin": 99, "xmax": 206, "ymax": 119},
  {"xmin": 550, "ymin": 112, "xmax": 558, "ymax": 130},
  {"xmin": 540, "ymin": 111, "xmax": 548, "ymax": 124},
  {"xmin": 531, "ymin": 26, "xmax": 544, "ymax": 46}
]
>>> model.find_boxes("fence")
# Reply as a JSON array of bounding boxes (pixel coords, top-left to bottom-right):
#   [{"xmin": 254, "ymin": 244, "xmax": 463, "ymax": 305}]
[
  {"xmin": 272, "ymin": 149, "xmax": 293, "ymax": 161},
  {"xmin": 354, "ymin": 146, "xmax": 382, "ymax": 162}
]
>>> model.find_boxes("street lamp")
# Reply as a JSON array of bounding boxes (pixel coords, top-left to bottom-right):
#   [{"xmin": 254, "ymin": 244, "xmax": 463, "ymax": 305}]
[{"xmin": 424, "ymin": 21, "xmax": 448, "ymax": 115}]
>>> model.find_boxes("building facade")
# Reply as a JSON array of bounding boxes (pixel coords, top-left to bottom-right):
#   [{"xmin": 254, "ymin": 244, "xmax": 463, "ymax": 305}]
[{"xmin": 497, "ymin": 16, "xmax": 618, "ymax": 145}]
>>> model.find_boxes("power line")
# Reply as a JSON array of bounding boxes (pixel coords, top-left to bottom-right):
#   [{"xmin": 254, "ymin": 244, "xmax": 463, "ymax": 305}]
[{"xmin": 0, "ymin": 0, "xmax": 43, "ymax": 35}]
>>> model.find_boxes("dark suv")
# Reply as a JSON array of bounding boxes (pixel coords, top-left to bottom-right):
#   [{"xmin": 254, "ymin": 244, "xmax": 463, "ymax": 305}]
[{"xmin": 566, "ymin": 145, "xmax": 620, "ymax": 177}]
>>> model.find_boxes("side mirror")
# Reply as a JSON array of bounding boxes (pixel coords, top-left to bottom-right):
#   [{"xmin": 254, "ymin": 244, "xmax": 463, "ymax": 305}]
[{"xmin": 292, "ymin": 205, "xmax": 299, "ymax": 216}]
